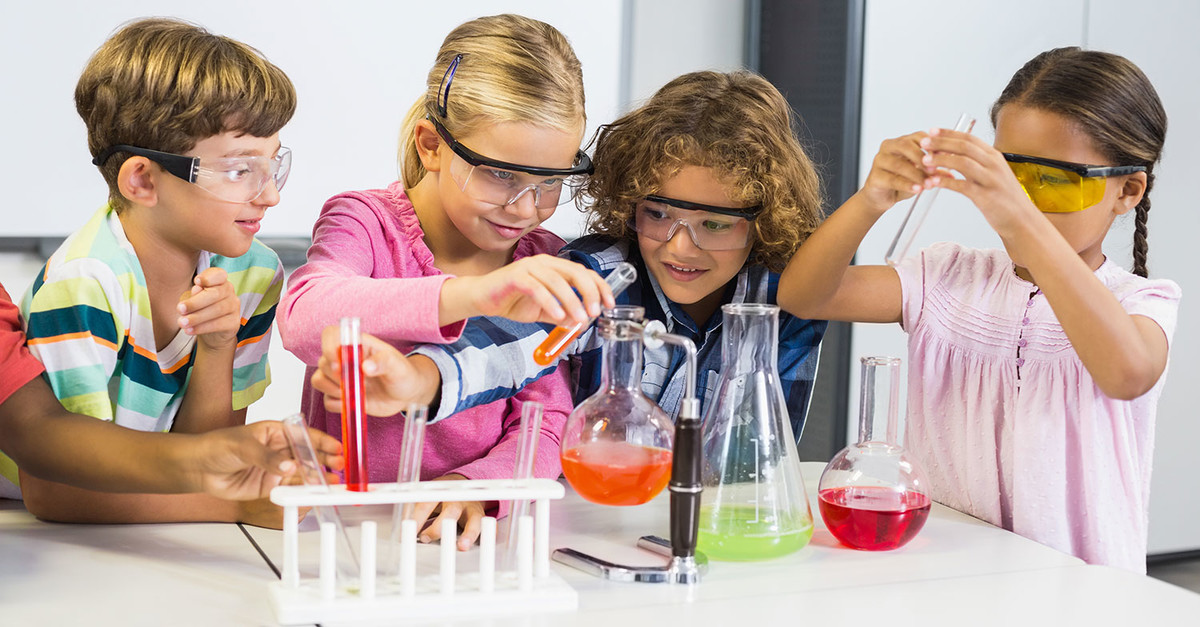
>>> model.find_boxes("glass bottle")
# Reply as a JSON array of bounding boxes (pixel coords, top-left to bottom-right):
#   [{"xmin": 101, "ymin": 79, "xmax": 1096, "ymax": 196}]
[
  {"xmin": 818, "ymin": 356, "xmax": 931, "ymax": 550},
  {"xmin": 560, "ymin": 306, "xmax": 674, "ymax": 506},
  {"xmin": 697, "ymin": 303, "xmax": 813, "ymax": 561}
]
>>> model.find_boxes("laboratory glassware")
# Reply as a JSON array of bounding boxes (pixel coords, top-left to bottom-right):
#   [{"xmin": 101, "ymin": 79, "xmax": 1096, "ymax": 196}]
[
  {"xmin": 559, "ymin": 305, "xmax": 674, "ymax": 506},
  {"xmin": 339, "ymin": 317, "xmax": 369, "ymax": 491},
  {"xmin": 698, "ymin": 303, "xmax": 813, "ymax": 561},
  {"xmin": 533, "ymin": 262, "xmax": 637, "ymax": 366},
  {"xmin": 884, "ymin": 113, "xmax": 977, "ymax": 266},
  {"xmin": 818, "ymin": 356, "xmax": 931, "ymax": 550}
]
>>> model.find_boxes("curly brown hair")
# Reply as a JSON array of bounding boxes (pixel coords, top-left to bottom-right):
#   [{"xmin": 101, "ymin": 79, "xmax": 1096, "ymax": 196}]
[{"xmin": 584, "ymin": 70, "xmax": 822, "ymax": 272}]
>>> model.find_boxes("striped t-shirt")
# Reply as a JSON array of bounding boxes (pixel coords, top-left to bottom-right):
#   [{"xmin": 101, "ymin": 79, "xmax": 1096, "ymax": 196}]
[{"xmin": 0, "ymin": 205, "xmax": 282, "ymax": 491}]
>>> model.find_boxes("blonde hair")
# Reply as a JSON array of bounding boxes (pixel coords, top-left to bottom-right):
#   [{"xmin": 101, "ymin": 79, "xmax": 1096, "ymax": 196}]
[
  {"xmin": 398, "ymin": 14, "xmax": 586, "ymax": 189},
  {"xmin": 76, "ymin": 18, "xmax": 296, "ymax": 211},
  {"xmin": 586, "ymin": 70, "xmax": 823, "ymax": 272}
]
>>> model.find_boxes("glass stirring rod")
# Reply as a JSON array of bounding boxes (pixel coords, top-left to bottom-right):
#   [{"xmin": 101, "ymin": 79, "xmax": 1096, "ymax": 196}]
[{"xmin": 532, "ymin": 262, "xmax": 637, "ymax": 366}]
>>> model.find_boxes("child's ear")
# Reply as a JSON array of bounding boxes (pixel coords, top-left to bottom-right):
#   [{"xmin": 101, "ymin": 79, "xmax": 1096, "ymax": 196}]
[
  {"xmin": 116, "ymin": 157, "xmax": 158, "ymax": 207},
  {"xmin": 413, "ymin": 120, "xmax": 443, "ymax": 173},
  {"xmin": 1114, "ymin": 171, "xmax": 1147, "ymax": 215}
]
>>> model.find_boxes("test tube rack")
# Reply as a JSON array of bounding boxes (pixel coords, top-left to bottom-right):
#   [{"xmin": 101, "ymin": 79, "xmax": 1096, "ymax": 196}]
[{"xmin": 268, "ymin": 478, "xmax": 577, "ymax": 625}]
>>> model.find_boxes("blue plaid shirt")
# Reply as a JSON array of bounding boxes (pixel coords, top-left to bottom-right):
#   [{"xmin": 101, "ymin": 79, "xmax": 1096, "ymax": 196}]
[{"xmin": 412, "ymin": 235, "xmax": 828, "ymax": 442}]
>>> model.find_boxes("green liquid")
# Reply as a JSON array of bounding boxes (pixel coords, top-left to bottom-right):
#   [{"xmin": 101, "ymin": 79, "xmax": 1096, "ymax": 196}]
[{"xmin": 697, "ymin": 505, "xmax": 813, "ymax": 561}]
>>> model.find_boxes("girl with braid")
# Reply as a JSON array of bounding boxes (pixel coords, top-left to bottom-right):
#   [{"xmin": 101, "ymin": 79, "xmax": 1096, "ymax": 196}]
[{"xmin": 778, "ymin": 47, "xmax": 1180, "ymax": 573}]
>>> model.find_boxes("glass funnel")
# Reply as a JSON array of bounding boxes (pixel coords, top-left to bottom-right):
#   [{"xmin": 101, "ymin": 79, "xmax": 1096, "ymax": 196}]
[
  {"xmin": 818, "ymin": 356, "xmax": 931, "ymax": 550},
  {"xmin": 698, "ymin": 303, "xmax": 813, "ymax": 561},
  {"xmin": 560, "ymin": 306, "xmax": 674, "ymax": 506}
]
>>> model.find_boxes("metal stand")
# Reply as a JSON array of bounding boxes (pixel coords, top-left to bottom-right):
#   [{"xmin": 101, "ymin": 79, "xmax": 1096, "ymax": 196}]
[{"xmin": 551, "ymin": 321, "xmax": 706, "ymax": 584}]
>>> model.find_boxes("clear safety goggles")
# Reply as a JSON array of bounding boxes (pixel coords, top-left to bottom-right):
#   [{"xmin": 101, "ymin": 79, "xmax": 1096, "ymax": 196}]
[
  {"xmin": 632, "ymin": 195, "xmax": 759, "ymax": 251},
  {"xmin": 92, "ymin": 144, "xmax": 292, "ymax": 204},
  {"xmin": 1003, "ymin": 153, "xmax": 1145, "ymax": 213},
  {"xmin": 430, "ymin": 115, "xmax": 591, "ymax": 209}
]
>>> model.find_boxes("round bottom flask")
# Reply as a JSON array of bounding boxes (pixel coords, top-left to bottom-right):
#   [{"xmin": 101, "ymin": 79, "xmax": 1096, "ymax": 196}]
[
  {"xmin": 818, "ymin": 357, "xmax": 930, "ymax": 550},
  {"xmin": 560, "ymin": 306, "xmax": 674, "ymax": 506}
]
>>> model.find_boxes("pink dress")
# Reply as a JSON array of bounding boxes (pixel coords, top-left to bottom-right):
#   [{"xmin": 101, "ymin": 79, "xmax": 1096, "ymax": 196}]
[
  {"xmin": 896, "ymin": 242, "xmax": 1181, "ymax": 573},
  {"xmin": 278, "ymin": 182, "xmax": 572, "ymax": 512}
]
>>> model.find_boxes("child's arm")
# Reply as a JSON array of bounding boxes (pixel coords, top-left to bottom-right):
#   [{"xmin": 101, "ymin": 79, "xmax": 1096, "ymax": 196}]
[
  {"xmin": 279, "ymin": 197, "xmax": 608, "ymax": 365},
  {"xmin": 0, "ymin": 376, "xmax": 342, "ymax": 497},
  {"xmin": 922, "ymin": 130, "xmax": 1169, "ymax": 399},
  {"xmin": 173, "ymin": 267, "xmax": 243, "ymax": 434},
  {"xmin": 778, "ymin": 131, "xmax": 936, "ymax": 323}
]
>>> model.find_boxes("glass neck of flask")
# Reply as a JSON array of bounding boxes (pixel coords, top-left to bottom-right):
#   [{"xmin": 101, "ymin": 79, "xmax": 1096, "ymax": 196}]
[
  {"xmin": 719, "ymin": 304, "xmax": 780, "ymax": 376},
  {"xmin": 858, "ymin": 356, "xmax": 901, "ymax": 445},
  {"xmin": 600, "ymin": 331, "xmax": 643, "ymax": 392}
]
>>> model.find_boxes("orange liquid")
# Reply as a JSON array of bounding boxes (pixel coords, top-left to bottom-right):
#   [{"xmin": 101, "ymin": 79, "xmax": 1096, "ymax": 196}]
[
  {"xmin": 561, "ymin": 441, "xmax": 672, "ymax": 506},
  {"xmin": 533, "ymin": 322, "xmax": 585, "ymax": 366}
]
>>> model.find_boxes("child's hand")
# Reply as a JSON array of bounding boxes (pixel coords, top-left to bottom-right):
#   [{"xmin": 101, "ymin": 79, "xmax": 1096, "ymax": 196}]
[
  {"xmin": 178, "ymin": 267, "xmax": 241, "ymax": 351},
  {"xmin": 409, "ymin": 474, "xmax": 487, "ymax": 551},
  {"xmin": 857, "ymin": 131, "xmax": 933, "ymax": 213},
  {"xmin": 920, "ymin": 128, "xmax": 1040, "ymax": 237},
  {"xmin": 234, "ymin": 495, "xmax": 300, "ymax": 530},
  {"xmin": 311, "ymin": 326, "xmax": 441, "ymax": 417},
  {"xmin": 194, "ymin": 422, "xmax": 345, "ymax": 501},
  {"xmin": 441, "ymin": 255, "xmax": 615, "ymax": 326}
]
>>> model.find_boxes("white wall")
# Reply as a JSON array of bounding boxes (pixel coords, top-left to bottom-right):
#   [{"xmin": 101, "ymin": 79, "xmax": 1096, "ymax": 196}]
[{"xmin": 855, "ymin": 0, "xmax": 1200, "ymax": 554}]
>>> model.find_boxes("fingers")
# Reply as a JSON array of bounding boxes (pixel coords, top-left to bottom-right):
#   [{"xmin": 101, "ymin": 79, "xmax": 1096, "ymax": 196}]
[
  {"xmin": 412, "ymin": 501, "xmax": 442, "ymax": 542},
  {"xmin": 307, "ymin": 428, "xmax": 345, "ymax": 471},
  {"xmin": 456, "ymin": 506, "xmax": 484, "ymax": 551},
  {"xmin": 178, "ymin": 269, "xmax": 239, "ymax": 337}
]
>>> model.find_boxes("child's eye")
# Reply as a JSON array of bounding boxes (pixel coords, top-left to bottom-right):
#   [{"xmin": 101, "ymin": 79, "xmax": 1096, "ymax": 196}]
[
  {"xmin": 703, "ymin": 220, "xmax": 734, "ymax": 233},
  {"xmin": 540, "ymin": 177, "xmax": 564, "ymax": 187},
  {"xmin": 642, "ymin": 207, "xmax": 669, "ymax": 221},
  {"xmin": 223, "ymin": 166, "xmax": 254, "ymax": 182},
  {"xmin": 484, "ymin": 168, "xmax": 516, "ymax": 183}
]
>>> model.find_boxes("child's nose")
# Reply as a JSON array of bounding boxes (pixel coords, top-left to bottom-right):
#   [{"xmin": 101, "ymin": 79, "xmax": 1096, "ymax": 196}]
[
  {"xmin": 504, "ymin": 186, "xmax": 540, "ymax": 219},
  {"xmin": 253, "ymin": 179, "xmax": 282, "ymax": 208},
  {"xmin": 664, "ymin": 222, "xmax": 702, "ymax": 254}
]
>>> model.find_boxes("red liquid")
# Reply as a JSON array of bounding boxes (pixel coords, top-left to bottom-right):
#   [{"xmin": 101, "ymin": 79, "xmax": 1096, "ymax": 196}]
[
  {"xmin": 533, "ymin": 323, "xmax": 585, "ymax": 366},
  {"xmin": 561, "ymin": 441, "xmax": 672, "ymax": 506},
  {"xmin": 818, "ymin": 486, "xmax": 930, "ymax": 551},
  {"xmin": 340, "ymin": 343, "xmax": 368, "ymax": 491}
]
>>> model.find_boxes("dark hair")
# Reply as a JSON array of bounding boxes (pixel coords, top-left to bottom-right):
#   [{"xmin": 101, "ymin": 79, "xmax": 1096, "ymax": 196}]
[
  {"xmin": 990, "ymin": 47, "xmax": 1167, "ymax": 277},
  {"xmin": 583, "ymin": 70, "xmax": 822, "ymax": 272}
]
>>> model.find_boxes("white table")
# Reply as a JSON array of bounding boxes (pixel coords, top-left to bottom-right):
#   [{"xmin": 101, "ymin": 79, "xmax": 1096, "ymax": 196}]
[
  {"xmin": 242, "ymin": 462, "xmax": 1200, "ymax": 625},
  {"xmin": 3, "ymin": 463, "xmax": 1199, "ymax": 625}
]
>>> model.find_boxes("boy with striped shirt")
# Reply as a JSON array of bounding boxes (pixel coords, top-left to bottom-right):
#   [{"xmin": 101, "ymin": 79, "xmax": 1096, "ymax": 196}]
[{"xmin": 4, "ymin": 18, "xmax": 294, "ymax": 527}]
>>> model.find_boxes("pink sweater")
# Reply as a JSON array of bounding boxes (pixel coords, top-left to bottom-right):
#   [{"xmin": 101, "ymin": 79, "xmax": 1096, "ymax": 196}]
[{"xmin": 278, "ymin": 182, "xmax": 572, "ymax": 507}]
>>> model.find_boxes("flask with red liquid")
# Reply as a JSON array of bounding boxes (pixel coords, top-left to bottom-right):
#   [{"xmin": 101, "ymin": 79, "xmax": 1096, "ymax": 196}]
[
  {"xmin": 533, "ymin": 262, "xmax": 637, "ymax": 366},
  {"xmin": 560, "ymin": 306, "xmax": 673, "ymax": 506},
  {"xmin": 339, "ymin": 317, "xmax": 369, "ymax": 491},
  {"xmin": 818, "ymin": 356, "xmax": 931, "ymax": 550}
]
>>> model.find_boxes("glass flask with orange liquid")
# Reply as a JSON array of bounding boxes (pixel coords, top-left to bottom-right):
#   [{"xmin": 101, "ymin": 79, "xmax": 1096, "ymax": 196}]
[
  {"xmin": 560, "ymin": 306, "xmax": 673, "ymax": 506},
  {"xmin": 698, "ymin": 304, "xmax": 813, "ymax": 561},
  {"xmin": 818, "ymin": 356, "xmax": 931, "ymax": 551}
]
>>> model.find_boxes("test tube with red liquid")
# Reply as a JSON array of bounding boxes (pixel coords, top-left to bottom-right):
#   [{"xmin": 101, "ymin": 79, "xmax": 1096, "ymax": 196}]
[
  {"xmin": 339, "ymin": 317, "xmax": 369, "ymax": 491},
  {"xmin": 532, "ymin": 262, "xmax": 637, "ymax": 366}
]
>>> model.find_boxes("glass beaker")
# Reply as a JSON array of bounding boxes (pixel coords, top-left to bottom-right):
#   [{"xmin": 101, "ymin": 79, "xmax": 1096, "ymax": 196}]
[
  {"xmin": 560, "ymin": 306, "xmax": 674, "ymax": 506},
  {"xmin": 698, "ymin": 303, "xmax": 813, "ymax": 561},
  {"xmin": 818, "ymin": 356, "xmax": 931, "ymax": 551}
]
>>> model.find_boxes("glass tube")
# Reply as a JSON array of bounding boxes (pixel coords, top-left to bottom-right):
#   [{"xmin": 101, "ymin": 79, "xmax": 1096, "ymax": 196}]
[
  {"xmin": 532, "ymin": 262, "xmax": 637, "ymax": 366},
  {"xmin": 502, "ymin": 401, "xmax": 543, "ymax": 569},
  {"xmin": 884, "ymin": 113, "xmax": 977, "ymax": 267},
  {"xmin": 339, "ymin": 317, "xmax": 368, "ymax": 491}
]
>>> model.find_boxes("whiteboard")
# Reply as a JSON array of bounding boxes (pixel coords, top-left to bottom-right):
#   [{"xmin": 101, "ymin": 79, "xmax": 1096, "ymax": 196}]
[{"xmin": 0, "ymin": 0, "xmax": 625, "ymax": 239}]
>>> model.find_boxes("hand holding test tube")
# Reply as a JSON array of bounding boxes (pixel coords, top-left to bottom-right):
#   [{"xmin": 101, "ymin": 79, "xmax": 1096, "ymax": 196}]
[
  {"xmin": 884, "ymin": 113, "xmax": 977, "ymax": 266},
  {"xmin": 533, "ymin": 262, "xmax": 637, "ymax": 366}
]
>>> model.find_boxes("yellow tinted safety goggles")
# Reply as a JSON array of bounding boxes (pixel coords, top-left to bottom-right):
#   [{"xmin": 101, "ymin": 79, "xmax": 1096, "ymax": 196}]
[{"xmin": 1003, "ymin": 153, "xmax": 1145, "ymax": 213}]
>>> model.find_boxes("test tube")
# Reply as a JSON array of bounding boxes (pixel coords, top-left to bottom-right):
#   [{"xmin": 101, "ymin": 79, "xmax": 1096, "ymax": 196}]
[
  {"xmin": 502, "ymin": 401, "xmax": 543, "ymax": 569},
  {"xmin": 884, "ymin": 113, "xmax": 977, "ymax": 267},
  {"xmin": 389, "ymin": 404, "xmax": 428, "ymax": 567},
  {"xmin": 532, "ymin": 262, "xmax": 637, "ymax": 366},
  {"xmin": 339, "ymin": 317, "xmax": 369, "ymax": 491},
  {"xmin": 280, "ymin": 414, "xmax": 361, "ymax": 584}
]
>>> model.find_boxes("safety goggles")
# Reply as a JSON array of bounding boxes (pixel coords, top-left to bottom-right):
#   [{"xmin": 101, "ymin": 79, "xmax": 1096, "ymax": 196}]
[
  {"xmin": 1002, "ymin": 153, "xmax": 1145, "ymax": 213},
  {"xmin": 632, "ymin": 195, "xmax": 759, "ymax": 251},
  {"xmin": 92, "ymin": 144, "xmax": 292, "ymax": 204},
  {"xmin": 430, "ymin": 115, "xmax": 591, "ymax": 209}
]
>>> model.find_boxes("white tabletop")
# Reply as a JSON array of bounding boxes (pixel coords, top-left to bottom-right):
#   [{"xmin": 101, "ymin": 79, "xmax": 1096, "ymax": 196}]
[{"xmin": 5, "ymin": 463, "xmax": 1200, "ymax": 625}]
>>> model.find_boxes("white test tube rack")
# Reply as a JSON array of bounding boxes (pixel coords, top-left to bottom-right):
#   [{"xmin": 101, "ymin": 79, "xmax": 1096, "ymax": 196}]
[{"xmin": 268, "ymin": 478, "xmax": 577, "ymax": 625}]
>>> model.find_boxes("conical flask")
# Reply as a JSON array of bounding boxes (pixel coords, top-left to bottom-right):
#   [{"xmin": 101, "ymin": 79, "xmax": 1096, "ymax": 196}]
[
  {"xmin": 698, "ymin": 303, "xmax": 813, "ymax": 560},
  {"xmin": 560, "ymin": 306, "xmax": 674, "ymax": 506},
  {"xmin": 818, "ymin": 356, "xmax": 931, "ymax": 550}
]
